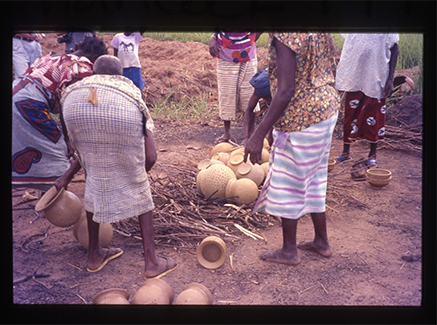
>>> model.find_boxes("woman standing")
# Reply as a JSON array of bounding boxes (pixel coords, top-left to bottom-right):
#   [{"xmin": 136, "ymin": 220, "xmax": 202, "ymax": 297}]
[{"xmin": 244, "ymin": 33, "xmax": 340, "ymax": 265}]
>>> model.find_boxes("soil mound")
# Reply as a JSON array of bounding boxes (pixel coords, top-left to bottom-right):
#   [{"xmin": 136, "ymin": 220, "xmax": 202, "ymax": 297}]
[{"xmin": 386, "ymin": 94, "xmax": 422, "ymax": 126}]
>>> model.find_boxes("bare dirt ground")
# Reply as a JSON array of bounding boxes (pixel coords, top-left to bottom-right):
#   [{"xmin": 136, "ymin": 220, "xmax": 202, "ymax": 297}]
[{"xmin": 12, "ymin": 33, "xmax": 425, "ymax": 319}]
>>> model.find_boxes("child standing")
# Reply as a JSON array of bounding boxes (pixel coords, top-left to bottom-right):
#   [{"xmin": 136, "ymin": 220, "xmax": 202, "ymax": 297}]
[{"xmin": 111, "ymin": 31, "xmax": 145, "ymax": 92}]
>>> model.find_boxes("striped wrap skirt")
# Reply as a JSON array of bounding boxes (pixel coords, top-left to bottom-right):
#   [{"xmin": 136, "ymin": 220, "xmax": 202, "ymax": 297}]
[
  {"xmin": 254, "ymin": 112, "xmax": 338, "ymax": 219},
  {"xmin": 216, "ymin": 57, "xmax": 258, "ymax": 120}
]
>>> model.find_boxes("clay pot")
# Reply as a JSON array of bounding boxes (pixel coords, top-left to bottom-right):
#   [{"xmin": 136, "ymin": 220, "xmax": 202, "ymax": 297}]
[
  {"xmin": 174, "ymin": 283, "xmax": 213, "ymax": 305},
  {"xmin": 260, "ymin": 148, "xmax": 270, "ymax": 164},
  {"xmin": 366, "ymin": 168, "xmax": 392, "ymax": 189},
  {"xmin": 197, "ymin": 158, "xmax": 224, "ymax": 170},
  {"xmin": 226, "ymin": 178, "xmax": 259, "ymax": 205},
  {"xmin": 227, "ymin": 151, "xmax": 245, "ymax": 174},
  {"xmin": 263, "ymin": 138, "xmax": 270, "ymax": 150},
  {"xmin": 93, "ymin": 288, "xmax": 130, "ymax": 304},
  {"xmin": 35, "ymin": 186, "xmax": 82, "ymax": 227},
  {"xmin": 211, "ymin": 152, "xmax": 230, "ymax": 166},
  {"xmin": 196, "ymin": 169, "xmax": 207, "ymax": 196},
  {"xmin": 236, "ymin": 162, "xmax": 264, "ymax": 187},
  {"xmin": 328, "ymin": 158, "xmax": 336, "ymax": 172},
  {"xmin": 73, "ymin": 216, "xmax": 113, "ymax": 250},
  {"xmin": 210, "ymin": 142, "xmax": 235, "ymax": 157},
  {"xmin": 200, "ymin": 164, "xmax": 236, "ymax": 200},
  {"xmin": 196, "ymin": 236, "xmax": 227, "ymax": 269},
  {"xmin": 133, "ymin": 278, "xmax": 174, "ymax": 305},
  {"xmin": 261, "ymin": 162, "xmax": 269, "ymax": 181}
]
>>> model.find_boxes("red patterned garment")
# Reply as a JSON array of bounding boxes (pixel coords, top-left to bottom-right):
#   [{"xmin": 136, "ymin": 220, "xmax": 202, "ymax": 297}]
[
  {"xmin": 16, "ymin": 53, "xmax": 94, "ymax": 113},
  {"xmin": 215, "ymin": 32, "xmax": 257, "ymax": 63}
]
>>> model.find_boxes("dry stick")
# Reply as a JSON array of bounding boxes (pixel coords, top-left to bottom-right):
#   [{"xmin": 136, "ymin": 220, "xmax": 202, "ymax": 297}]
[{"xmin": 355, "ymin": 252, "xmax": 368, "ymax": 264}]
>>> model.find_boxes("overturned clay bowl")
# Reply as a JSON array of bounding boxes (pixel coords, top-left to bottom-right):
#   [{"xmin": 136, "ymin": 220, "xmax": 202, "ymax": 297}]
[
  {"xmin": 227, "ymin": 151, "xmax": 245, "ymax": 174},
  {"xmin": 174, "ymin": 283, "xmax": 213, "ymax": 305},
  {"xmin": 133, "ymin": 278, "xmax": 174, "ymax": 305},
  {"xmin": 73, "ymin": 216, "xmax": 113, "ymax": 250},
  {"xmin": 328, "ymin": 159, "xmax": 336, "ymax": 172},
  {"xmin": 93, "ymin": 288, "xmax": 130, "ymax": 304},
  {"xmin": 196, "ymin": 236, "xmax": 227, "ymax": 269},
  {"xmin": 367, "ymin": 168, "xmax": 392, "ymax": 189},
  {"xmin": 35, "ymin": 186, "xmax": 82, "ymax": 227}
]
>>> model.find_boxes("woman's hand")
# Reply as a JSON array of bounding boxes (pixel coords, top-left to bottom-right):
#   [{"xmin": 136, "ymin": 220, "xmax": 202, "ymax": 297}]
[
  {"xmin": 144, "ymin": 130, "xmax": 157, "ymax": 172},
  {"xmin": 244, "ymin": 132, "xmax": 264, "ymax": 165}
]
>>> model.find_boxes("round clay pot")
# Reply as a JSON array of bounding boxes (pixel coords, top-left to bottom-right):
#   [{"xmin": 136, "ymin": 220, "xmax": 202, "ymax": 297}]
[
  {"xmin": 200, "ymin": 164, "xmax": 236, "ymax": 200},
  {"xmin": 211, "ymin": 152, "xmax": 230, "ymax": 166},
  {"xmin": 93, "ymin": 288, "xmax": 130, "ymax": 304},
  {"xmin": 263, "ymin": 138, "xmax": 270, "ymax": 150},
  {"xmin": 74, "ymin": 216, "xmax": 113, "ymax": 250},
  {"xmin": 236, "ymin": 162, "xmax": 264, "ymax": 187},
  {"xmin": 227, "ymin": 178, "xmax": 259, "ymax": 205},
  {"xmin": 197, "ymin": 158, "xmax": 224, "ymax": 170},
  {"xmin": 210, "ymin": 142, "xmax": 235, "ymax": 157},
  {"xmin": 174, "ymin": 283, "xmax": 213, "ymax": 305},
  {"xmin": 260, "ymin": 148, "xmax": 270, "ymax": 164},
  {"xmin": 196, "ymin": 236, "xmax": 227, "ymax": 269},
  {"xmin": 227, "ymin": 151, "xmax": 245, "ymax": 174},
  {"xmin": 35, "ymin": 186, "xmax": 82, "ymax": 227},
  {"xmin": 196, "ymin": 169, "xmax": 207, "ymax": 196},
  {"xmin": 133, "ymin": 278, "xmax": 174, "ymax": 305},
  {"xmin": 261, "ymin": 162, "xmax": 269, "ymax": 181},
  {"xmin": 225, "ymin": 177, "xmax": 238, "ymax": 203}
]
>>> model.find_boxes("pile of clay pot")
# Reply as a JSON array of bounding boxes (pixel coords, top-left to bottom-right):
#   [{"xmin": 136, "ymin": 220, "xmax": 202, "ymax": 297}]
[
  {"xmin": 92, "ymin": 279, "xmax": 213, "ymax": 305},
  {"xmin": 196, "ymin": 139, "xmax": 271, "ymax": 205}
]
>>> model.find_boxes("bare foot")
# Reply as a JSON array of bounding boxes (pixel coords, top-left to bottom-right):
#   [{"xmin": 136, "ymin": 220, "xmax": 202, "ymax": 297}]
[
  {"xmin": 297, "ymin": 240, "xmax": 332, "ymax": 257},
  {"xmin": 260, "ymin": 249, "xmax": 300, "ymax": 265},
  {"xmin": 145, "ymin": 256, "xmax": 178, "ymax": 278},
  {"xmin": 87, "ymin": 247, "xmax": 123, "ymax": 272}
]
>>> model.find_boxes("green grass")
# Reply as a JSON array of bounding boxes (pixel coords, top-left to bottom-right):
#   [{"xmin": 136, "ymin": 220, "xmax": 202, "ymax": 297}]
[{"xmin": 150, "ymin": 85, "xmax": 212, "ymax": 120}]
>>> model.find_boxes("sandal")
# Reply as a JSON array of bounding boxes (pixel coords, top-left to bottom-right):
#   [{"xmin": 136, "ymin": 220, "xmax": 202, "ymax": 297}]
[
  {"xmin": 214, "ymin": 135, "xmax": 230, "ymax": 144},
  {"xmin": 334, "ymin": 155, "xmax": 352, "ymax": 165},
  {"xmin": 366, "ymin": 158, "xmax": 378, "ymax": 168}
]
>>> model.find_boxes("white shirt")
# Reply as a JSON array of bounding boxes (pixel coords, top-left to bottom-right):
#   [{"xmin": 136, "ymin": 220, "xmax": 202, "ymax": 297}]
[
  {"xmin": 335, "ymin": 33, "xmax": 399, "ymax": 99},
  {"xmin": 110, "ymin": 32, "xmax": 143, "ymax": 69}
]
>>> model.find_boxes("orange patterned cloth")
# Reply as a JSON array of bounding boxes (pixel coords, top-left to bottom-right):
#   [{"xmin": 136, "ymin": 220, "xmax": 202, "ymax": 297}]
[{"xmin": 267, "ymin": 33, "xmax": 340, "ymax": 133}]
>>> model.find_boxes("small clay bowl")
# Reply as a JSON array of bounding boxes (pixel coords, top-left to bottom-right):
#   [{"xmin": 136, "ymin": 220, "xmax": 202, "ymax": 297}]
[
  {"xmin": 366, "ymin": 168, "xmax": 392, "ymax": 189},
  {"xmin": 196, "ymin": 236, "xmax": 227, "ymax": 269},
  {"xmin": 35, "ymin": 186, "xmax": 82, "ymax": 227},
  {"xmin": 327, "ymin": 159, "xmax": 336, "ymax": 172},
  {"xmin": 174, "ymin": 283, "xmax": 213, "ymax": 305},
  {"xmin": 93, "ymin": 288, "xmax": 130, "ymax": 304},
  {"xmin": 133, "ymin": 278, "xmax": 174, "ymax": 305}
]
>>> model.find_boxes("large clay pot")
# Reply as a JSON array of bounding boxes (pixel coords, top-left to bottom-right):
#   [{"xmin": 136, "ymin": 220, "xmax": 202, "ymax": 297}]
[
  {"xmin": 210, "ymin": 142, "xmax": 235, "ymax": 157},
  {"xmin": 236, "ymin": 162, "xmax": 264, "ymax": 187},
  {"xmin": 133, "ymin": 278, "xmax": 174, "ymax": 305},
  {"xmin": 196, "ymin": 236, "xmax": 227, "ymax": 269},
  {"xmin": 227, "ymin": 151, "xmax": 245, "ymax": 174},
  {"xmin": 226, "ymin": 178, "xmax": 259, "ymax": 205},
  {"xmin": 260, "ymin": 148, "xmax": 270, "ymax": 164},
  {"xmin": 93, "ymin": 288, "xmax": 130, "ymax": 304},
  {"xmin": 196, "ymin": 169, "xmax": 207, "ymax": 196},
  {"xmin": 35, "ymin": 186, "xmax": 82, "ymax": 227},
  {"xmin": 174, "ymin": 283, "xmax": 213, "ymax": 305},
  {"xmin": 200, "ymin": 164, "xmax": 236, "ymax": 200},
  {"xmin": 261, "ymin": 162, "xmax": 269, "ymax": 181},
  {"xmin": 211, "ymin": 152, "xmax": 230, "ymax": 166},
  {"xmin": 197, "ymin": 158, "xmax": 224, "ymax": 170},
  {"xmin": 73, "ymin": 216, "xmax": 113, "ymax": 250}
]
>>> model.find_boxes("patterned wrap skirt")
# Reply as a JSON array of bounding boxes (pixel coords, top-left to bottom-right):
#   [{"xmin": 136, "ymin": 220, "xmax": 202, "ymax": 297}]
[
  {"xmin": 12, "ymin": 78, "xmax": 70, "ymax": 191},
  {"xmin": 217, "ymin": 57, "xmax": 258, "ymax": 120},
  {"xmin": 62, "ymin": 83, "xmax": 154, "ymax": 223},
  {"xmin": 254, "ymin": 112, "xmax": 338, "ymax": 219}
]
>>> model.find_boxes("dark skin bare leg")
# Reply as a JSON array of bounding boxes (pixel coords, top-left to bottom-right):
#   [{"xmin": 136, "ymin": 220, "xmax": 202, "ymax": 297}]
[
  {"xmin": 261, "ymin": 212, "xmax": 332, "ymax": 265},
  {"xmin": 139, "ymin": 210, "xmax": 177, "ymax": 278},
  {"xmin": 297, "ymin": 212, "xmax": 332, "ymax": 257},
  {"xmin": 86, "ymin": 211, "xmax": 122, "ymax": 271}
]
